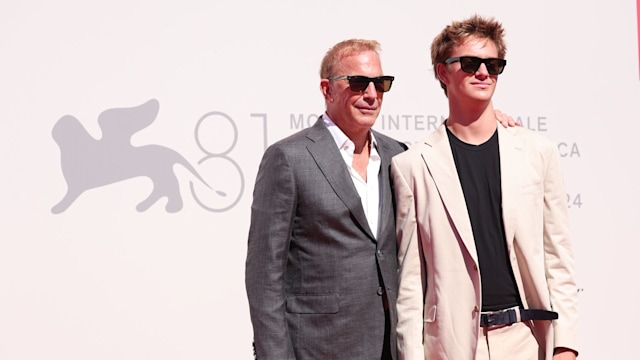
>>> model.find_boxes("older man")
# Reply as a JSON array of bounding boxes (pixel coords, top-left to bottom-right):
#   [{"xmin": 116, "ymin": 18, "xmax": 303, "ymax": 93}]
[{"xmin": 246, "ymin": 39, "xmax": 405, "ymax": 360}]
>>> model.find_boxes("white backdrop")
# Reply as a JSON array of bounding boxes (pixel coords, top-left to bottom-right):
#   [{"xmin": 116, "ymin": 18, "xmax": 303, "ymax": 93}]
[{"xmin": 1, "ymin": 1, "xmax": 638, "ymax": 359}]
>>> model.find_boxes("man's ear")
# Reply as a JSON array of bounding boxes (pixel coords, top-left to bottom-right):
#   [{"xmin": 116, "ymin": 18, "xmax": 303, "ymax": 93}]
[
  {"xmin": 320, "ymin": 79, "xmax": 331, "ymax": 100},
  {"xmin": 436, "ymin": 63, "xmax": 449, "ymax": 86}
]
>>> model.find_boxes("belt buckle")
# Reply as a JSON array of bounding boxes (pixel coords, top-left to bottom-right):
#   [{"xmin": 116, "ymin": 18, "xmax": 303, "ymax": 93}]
[
  {"xmin": 482, "ymin": 308, "xmax": 515, "ymax": 327},
  {"xmin": 481, "ymin": 310, "xmax": 499, "ymax": 327},
  {"xmin": 485, "ymin": 313, "xmax": 497, "ymax": 326}
]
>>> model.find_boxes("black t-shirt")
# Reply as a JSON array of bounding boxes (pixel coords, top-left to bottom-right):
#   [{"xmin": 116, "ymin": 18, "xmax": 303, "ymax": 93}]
[{"xmin": 447, "ymin": 127, "xmax": 521, "ymax": 311}]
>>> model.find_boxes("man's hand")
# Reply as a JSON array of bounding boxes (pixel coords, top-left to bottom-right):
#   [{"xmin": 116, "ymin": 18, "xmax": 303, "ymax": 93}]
[
  {"xmin": 495, "ymin": 109, "xmax": 519, "ymax": 128},
  {"xmin": 553, "ymin": 347, "xmax": 578, "ymax": 360}
]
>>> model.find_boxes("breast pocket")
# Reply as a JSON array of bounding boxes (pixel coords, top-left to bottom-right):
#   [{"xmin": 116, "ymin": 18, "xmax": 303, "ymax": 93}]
[
  {"xmin": 516, "ymin": 181, "xmax": 545, "ymax": 232},
  {"xmin": 286, "ymin": 294, "xmax": 340, "ymax": 314}
]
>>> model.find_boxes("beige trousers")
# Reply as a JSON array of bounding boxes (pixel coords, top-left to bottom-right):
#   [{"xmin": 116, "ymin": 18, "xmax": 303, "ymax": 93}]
[{"xmin": 475, "ymin": 321, "xmax": 543, "ymax": 360}]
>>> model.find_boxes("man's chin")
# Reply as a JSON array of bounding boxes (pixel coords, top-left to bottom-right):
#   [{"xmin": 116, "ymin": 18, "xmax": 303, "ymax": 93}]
[{"xmin": 357, "ymin": 114, "xmax": 378, "ymax": 125}]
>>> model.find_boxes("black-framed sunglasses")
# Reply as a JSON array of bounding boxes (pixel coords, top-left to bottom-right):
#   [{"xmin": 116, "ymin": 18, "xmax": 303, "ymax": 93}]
[
  {"xmin": 328, "ymin": 75, "xmax": 395, "ymax": 93},
  {"xmin": 444, "ymin": 56, "xmax": 507, "ymax": 75}
]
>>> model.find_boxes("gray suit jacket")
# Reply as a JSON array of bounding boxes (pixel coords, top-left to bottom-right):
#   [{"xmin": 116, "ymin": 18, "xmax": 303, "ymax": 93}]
[{"xmin": 246, "ymin": 117, "xmax": 407, "ymax": 359}]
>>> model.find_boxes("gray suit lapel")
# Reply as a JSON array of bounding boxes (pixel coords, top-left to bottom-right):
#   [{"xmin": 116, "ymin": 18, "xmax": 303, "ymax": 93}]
[
  {"xmin": 306, "ymin": 118, "xmax": 376, "ymax": 240},
  {"xmin": 375, "ymin": 132, "xmax": 395, "ymax": 241}
]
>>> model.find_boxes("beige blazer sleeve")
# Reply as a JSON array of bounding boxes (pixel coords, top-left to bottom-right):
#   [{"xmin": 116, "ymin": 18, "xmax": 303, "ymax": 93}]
[
  {"xmin": 391, "ymin": 156, "xmax": 426, "ymax": 360},
  {"xmin": 540, "ymin": 138, "xmax": 579, "ymax": 350}
]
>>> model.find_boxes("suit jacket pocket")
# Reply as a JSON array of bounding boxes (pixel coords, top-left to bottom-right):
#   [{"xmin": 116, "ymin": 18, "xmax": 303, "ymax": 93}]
[
  {"xmin": 286, "ymin": 293, "xmax": 339, "ymax": 314},
  {"xmin": 424, "ymin": 304, "xmax": 437, "ymax": 323}
]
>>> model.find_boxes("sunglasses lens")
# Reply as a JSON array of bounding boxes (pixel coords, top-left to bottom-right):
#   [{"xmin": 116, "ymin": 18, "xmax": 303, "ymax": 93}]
[
  {"xmin": 459, "ymin": 57, "xmax": 482, "ymax": 74},
  {"xmin": 457, "ymin": 57, "xmax": 506, "ymax": 75},
  {"xmin": 347, "ymin": 76, "xmax": 393, "ymax": 93},
  {"xmin": 376, "ymin": 77, "xmax": 393, "ymax": 92},
  {"xmin": 348, "ymin": 77, "xmax": 370, "ymax": 92},
  {"xmin": 485, "ymin": 59, "xmax": 506, "ymax": 75}
]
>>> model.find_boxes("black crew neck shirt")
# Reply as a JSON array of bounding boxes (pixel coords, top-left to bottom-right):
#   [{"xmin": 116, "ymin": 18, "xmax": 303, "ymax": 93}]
[{"xmin": 446, "ymin": 127, "xmax": 521, "ymax": 311}]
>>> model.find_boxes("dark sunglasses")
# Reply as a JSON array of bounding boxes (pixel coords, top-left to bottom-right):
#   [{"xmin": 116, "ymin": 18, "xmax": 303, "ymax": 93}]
[
  {"xmin": 328, "ymin": 75, "xmax": 395, "ymax": 93},
  {"xmin": 444, "ymin": 56, "xmax": 507, "ymax": 75}
]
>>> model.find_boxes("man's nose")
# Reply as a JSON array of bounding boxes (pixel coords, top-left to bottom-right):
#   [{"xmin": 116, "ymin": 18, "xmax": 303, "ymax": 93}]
[
  {"xmin": 476, "ymin": 63, "xmax": 490, "ymax": 76},
  {"xmin": 363, "ymin": 81, "xmax": 378, "ymax": 98}
]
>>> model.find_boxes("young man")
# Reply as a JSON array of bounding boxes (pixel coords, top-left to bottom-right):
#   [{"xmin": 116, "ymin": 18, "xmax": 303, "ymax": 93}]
[{"xmin": 391, "ymin": 16, "xmax": 579, "ymax": 359}]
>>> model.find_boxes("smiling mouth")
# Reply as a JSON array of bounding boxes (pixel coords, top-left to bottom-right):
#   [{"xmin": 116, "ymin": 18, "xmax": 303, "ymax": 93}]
[{"xmin": 357, "ymin": 106, "xmax": 378, "ymax": 112}]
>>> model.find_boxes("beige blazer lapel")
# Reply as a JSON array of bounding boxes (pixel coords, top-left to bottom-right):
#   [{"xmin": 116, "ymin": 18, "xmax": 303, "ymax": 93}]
[
  {"xmin": 422, "ymin": 124, "xmax": 478, "ymax": 264},
  {"xmin": 497, "ymin": 125, "xmax": 524, "ymax": 250},
  {"xmin": 496, "ymin": 125, "xmax": 532, "ymax": 305}
]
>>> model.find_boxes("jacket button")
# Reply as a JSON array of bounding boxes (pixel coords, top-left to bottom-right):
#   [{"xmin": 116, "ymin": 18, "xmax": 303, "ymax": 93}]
[{"xmin": 377, "ymin": 287, "xmax": 384, "ymax": 296}]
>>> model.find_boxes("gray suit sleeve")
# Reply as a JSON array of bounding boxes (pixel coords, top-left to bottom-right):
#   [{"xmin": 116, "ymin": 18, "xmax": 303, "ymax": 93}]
[{"xmin": 245, "ymin": 144, "xmax": 297, "ymax": 360}]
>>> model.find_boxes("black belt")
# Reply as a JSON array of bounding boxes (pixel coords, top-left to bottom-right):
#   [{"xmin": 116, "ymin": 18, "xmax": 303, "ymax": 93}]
[{"xmin": 480, "ymin": 308, "xmax": 558, "ymax": 327}]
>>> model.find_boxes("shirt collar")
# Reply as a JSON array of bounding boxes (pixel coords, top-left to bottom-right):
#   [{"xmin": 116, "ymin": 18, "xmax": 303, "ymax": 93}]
[{"xmin": 322, "ymin": 112, "xmax": 378, "ymax": 152}]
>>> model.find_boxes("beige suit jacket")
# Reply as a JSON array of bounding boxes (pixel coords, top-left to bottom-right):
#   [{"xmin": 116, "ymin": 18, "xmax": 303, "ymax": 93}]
[{"xmin": 391, "ymin": 123, "xmax": 578, "ymax": 360}]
